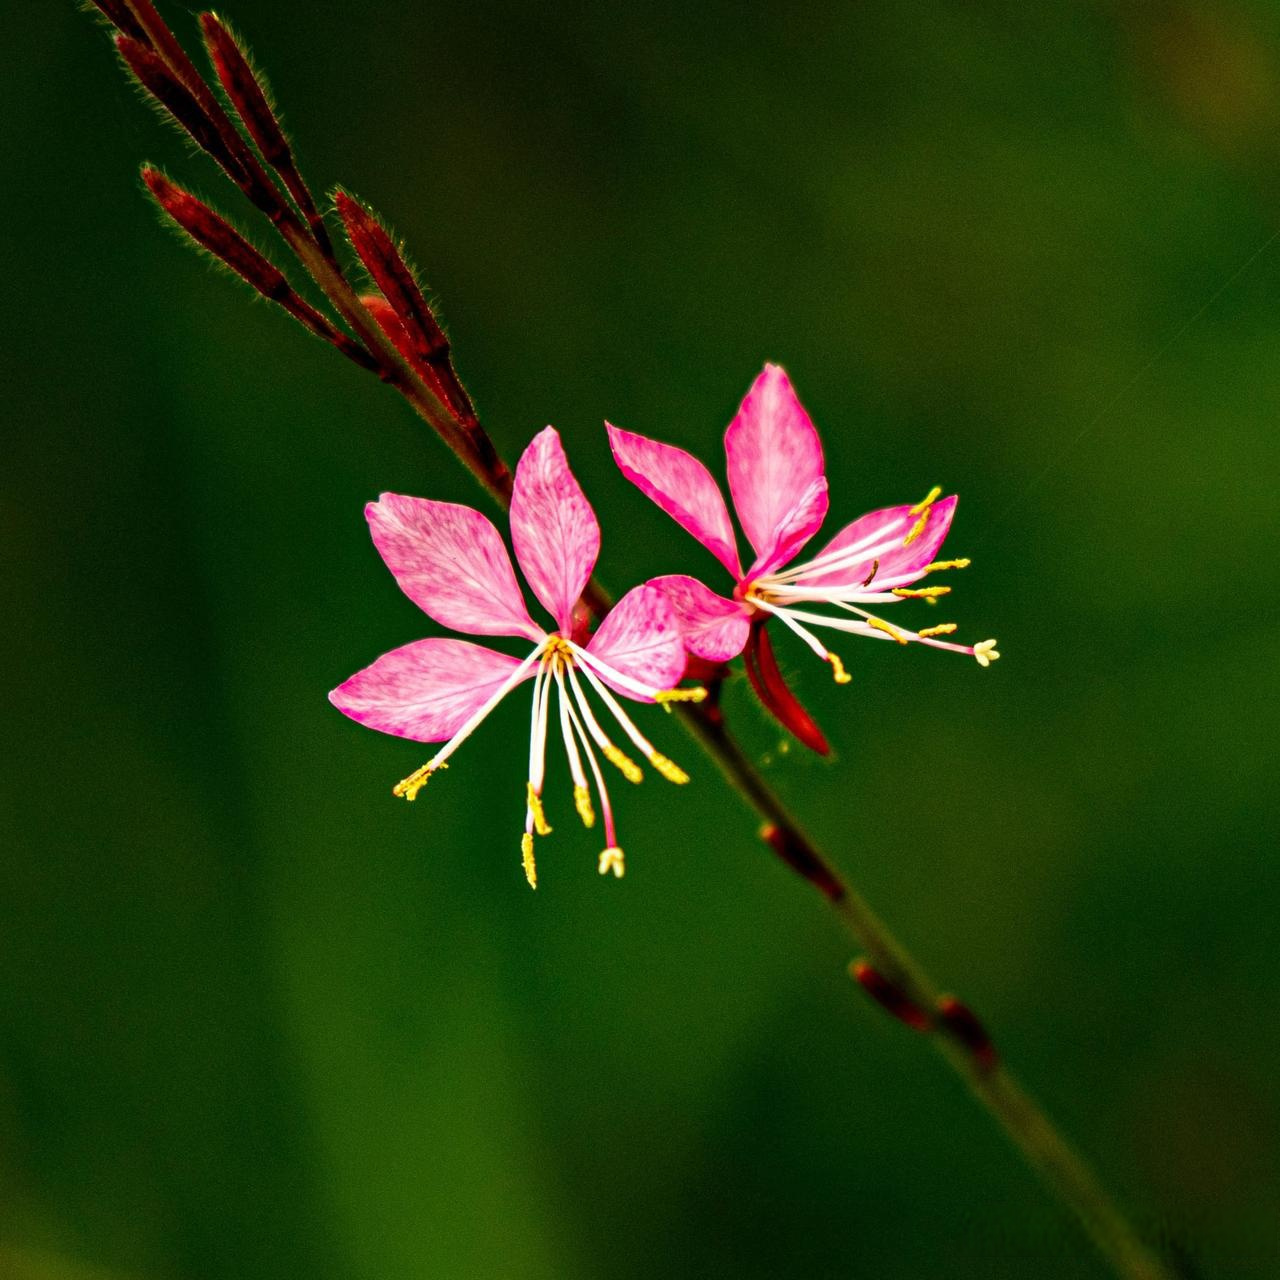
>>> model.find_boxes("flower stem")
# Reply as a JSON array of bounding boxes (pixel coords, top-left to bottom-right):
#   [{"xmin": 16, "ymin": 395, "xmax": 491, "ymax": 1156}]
[{"xmin": 677, "ymin": 707, "xmax": 1178, "ymax": 1280}]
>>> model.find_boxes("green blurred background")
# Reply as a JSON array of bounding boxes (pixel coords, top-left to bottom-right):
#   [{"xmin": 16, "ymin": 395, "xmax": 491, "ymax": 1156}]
[{"xmin": 5, "ymin": 2, "xmax": 1279, "ymax": 1277}]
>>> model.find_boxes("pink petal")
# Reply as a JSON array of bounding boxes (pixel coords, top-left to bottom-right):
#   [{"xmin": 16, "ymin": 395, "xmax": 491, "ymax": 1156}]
[
  {"xmin": 510, "ymin": 426, "xmax": 601, "ymax": 633},
  {"xmin": 648, "ymin": 574, "xmax": 752, "ymax": 662},
  {"xmin": 584, "ymin": 584, "xmax": 687, "ymax": 700},
  {"xmin": 367, "ymin": 493, "xmax": 541, "ymax": 640},
  {"xmin": 724, "ymin": 364, "xmax": 829, "ymax": 577},
  {"xmin": 606, "ymin": 423, "xmax": 741, "ymax": 577},
  {"xmin": 797, "ymin": 496, "xmax": 958, "ymax": 590},
  {"xmin": 329, "ymin": 638, "xmax": 530, "ymax": 742}
]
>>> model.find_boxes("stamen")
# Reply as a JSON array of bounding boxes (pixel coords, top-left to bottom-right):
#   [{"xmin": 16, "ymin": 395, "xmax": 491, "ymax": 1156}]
[
  {"xmin": 521, "ymin": 832, "xmax": 537, "ymax": 889},
  {"xmin": 648, "ymin": 752, "xmax": 690, "ymax": 785},
  {"xmin": 393, "ymin": 761, "xmax": 445, "ymax": 802},
  {"xmin": 861, "ymin": 559, "xmax": 879, "ymax": 587},
  {"xmin": 553, "ymin": 668, "xmax": 591, "ymax": 810},
  {"xmin": 891, "ymin": 586, "xmax": 951, "ymax": 600},
  {"xmin": 752, "ymin": 598, "xmax": 831, "ymax": 660},
  {"xmin": 573, "ymin": 659, "xmax": 691, "ymax": 786},
  {"xmin": 573, "ymin": 784, "xmax": 596, "ymax": 828},
  {"xmin": 654, "ymin": 686, "xmax": 708, "ymax": 710},
  {"xmin": 572, "ymin": 659, "xmax": 664, "ymax": 762},
  {"xmin": 571, "ymin": 640, "xmax": 706, "ymax": 710},
  {"xmin": 527, "ymin": 660, "xmax": 552, "ymax": 794},
  {"xmin": 563, "ymin": 663, "xmax": 644, "ymax": 783},
  {"xmin": 603, "ymin": 743, "xmax": 644, "ymax": 783},
  {"xmin": 562, "ymin": 690, "xmax": 620, "ymax": 855},
  {"xmin": 768, "ymin": 521, "xmax": 910, "ymax": 585},
  {"xmin": 918, "ymin": 623, "xmax": 958, "ymax": 638},
  {"xmin": 428, "ymin": 642, "xmax": 549, "ymax": 774},
  {"xmin": 867, "ymin": 616, "xmax": 909, "ymax": 645},
  {"xmin": 903, "ymin": 509, "xmax": 930, "ymax": 547},
  {"xmin": 909, "ymin": 485, "xmax": 942, "ymax": 515},
  {"xmin": 973, "ymin": 639, "xmax": 1000, "ymax": 668},
  {"xmin": 924, "ymin": 558, "xmax": 970, "ymax": 573},
  {"xmin": 827, "ymin": 651, "xmax": 852, "ymax": 684},
  {"xmin": 526, "ymin": 781, "xmax": 552, "ymax": 836},
  {"xmin": 598, "ymin": 847, "xmax": 625, "ymax": 878}
]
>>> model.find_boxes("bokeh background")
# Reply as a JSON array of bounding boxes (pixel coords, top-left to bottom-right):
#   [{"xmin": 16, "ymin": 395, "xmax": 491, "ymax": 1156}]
[{"xmin": 5, "ymin": 2, "xmax": 1280, "ymax": 1277}]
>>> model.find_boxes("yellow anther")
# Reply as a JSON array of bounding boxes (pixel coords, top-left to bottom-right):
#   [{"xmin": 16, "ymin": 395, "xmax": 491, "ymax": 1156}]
[
  {"xmin": 974, "ymin": 639, "xmax": 1001, "ymax": 668},
  {"xmin": 918, "ymin": 623, "xmax": 958, "ymax": 638},
  {"xmin": 827, "ymin": 651, "xmax": 852, "ymax": 684},
  {"xmin": 861, "ymin": 559, "xmax": 880, "ymax": 587},
  {"xmin": 909, "ymin": 485, "xmax": 942, "ymax": 516},
  {"xmin": 648, "ymin": 751, "xmax": 690, "ymax": 784},
  {"xmin": 526, "ymin": 781, "xmax": 552, "ymax": 835},
  {"xmin": 924, "ymin": 558, "xmax": 970, "ymax": 574},
  {"xmin": 891, "ymin": 586, "xmax": 952, "ymax": 599},
  {"xmin": 543, "ymin": 634, "xmax": 574, "ymax": 660},
  {"xmin": 655, "ymin": 686, "xmax": 708, "ymax": 711},
  {"xmin": 521, "ymin": 832, "xmax": 538, "ymax": 889},
  {"xmin": 573, "ymin": 784, "xmax": 596, "ymax": 828},
  {"xmin": 393, "ymin": 760, "xmax": 446, "ymax": 802},
  {"xmin": 598, "ymin": 846, "xmax": 625, "ymax": 878},
  {"xmin": 903, "ymin": 509, "xmax": 930, "ymax": 547},
  {"xmin": 603, "ymin": 743, "xmax": 644, "ymax": 783},
  {"xmin": 867, "ymin": 616, "xmax": 909, "ymax": 645}
]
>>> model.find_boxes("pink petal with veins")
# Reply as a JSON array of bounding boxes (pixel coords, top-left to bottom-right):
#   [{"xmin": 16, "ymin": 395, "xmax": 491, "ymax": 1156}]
[
  {"xmin": 367, "ymin": 494, "xmax": 542, "ymax": 640},
  {"xmin": 329, "ymin": 638, "xmax": 530, "ymax": 742},
  {"xmin": 606, "ymin": 423, "xmax": 741, "ymax": 576},
  {"xmin": 648, "ymin": 574, "xmax": 752, "ymax": 662},
  {"xmin": 510, "ymin": 426, "xmax": 601, "ymax": 633},
  {"xmin": 797, "ymin": 496, "xmax": 957, "ymax": 591},
  {"xmin": 725, "ymin": 364, "xmax": 829, "ymax": 576},
  {"xmin": 585, "ymin": 584, "xmax": 687, "ymax": 700}
]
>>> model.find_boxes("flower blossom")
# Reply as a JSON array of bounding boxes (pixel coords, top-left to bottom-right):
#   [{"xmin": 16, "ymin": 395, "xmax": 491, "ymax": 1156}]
[
  {"xmin": 607, "ymin": 365, "xmax": 997, "ymax": 752},
  {"xmin": 330, "ymin": 427, "xmax": 704, "ymax": 887}
]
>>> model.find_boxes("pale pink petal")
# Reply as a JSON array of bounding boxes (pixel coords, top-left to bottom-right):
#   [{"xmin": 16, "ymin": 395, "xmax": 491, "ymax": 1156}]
[
  {"xmin": 367, "ymin": 493, "xmax": 541, "ymax": 640},
  {"xmin": 606, "ymin": 423, "xmax": 741, "ymax": 576},
  {"xmin": 510, "ymin": 426, "xmax": 601, "ymax": 633},
  {"xmin": 724, "ymin": 364, "xmax": 829, "ymax": 576},
  {"xmin": 584, "ymin": 584, "xmax": 687, "ymax": 700},
  {"xmin": 329, "ymin": 638, "xmax": 529, "ymax": 742},
  {"xmin": 797, "ymin": 496, "xmax": 958, "ymax": 590},
  {"xmin": 648, "ymin": 574, "xmax": 752, "ymax": 662}
]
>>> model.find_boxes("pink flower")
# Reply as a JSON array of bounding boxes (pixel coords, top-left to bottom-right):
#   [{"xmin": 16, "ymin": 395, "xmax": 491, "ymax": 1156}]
[
  {"xmin": 607, "ymin": 365, "xmax": 998, "ymax": 751},
  {"xmin": 330, "ymin": 427, "xmax": 704, "ymax": 887}
]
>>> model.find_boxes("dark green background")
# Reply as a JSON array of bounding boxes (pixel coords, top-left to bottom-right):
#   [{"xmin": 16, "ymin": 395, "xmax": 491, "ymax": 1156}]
[{"xmin": 5, "ymin": 3, "xmax": 1279, "ymax": 1277}]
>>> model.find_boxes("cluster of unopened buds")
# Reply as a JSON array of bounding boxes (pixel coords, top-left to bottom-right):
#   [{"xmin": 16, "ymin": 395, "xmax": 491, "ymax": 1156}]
[{"xmin": 331, "ymin": 365, "xmax": 999, "ymax": 885}]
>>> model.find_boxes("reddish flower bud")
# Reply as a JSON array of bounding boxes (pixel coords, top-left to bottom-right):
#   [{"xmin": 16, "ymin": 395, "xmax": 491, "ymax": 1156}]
[
  {"xmin": 122, "ymin": 0, "xmax": 207, "ymax": 91},
  {"xmin": 116, "ymin": 35, "xmax": 246, "ymax": 185},
  {"xmin": 742, "ymin": 620, "xmax": 830, "ymax": 755},
  {"xmin": 143, "ymin": 168, "xmax": 376, "ymax": 372},
  {"xmin": 936, "ymin": 996, "xmax": 999, "ymax": 1073},
  {"xmin": 143, "ymin": 168, "xmax": 281, "ymax": 293},
  {"xmin": 761, "ymin": 823, "xmax": 845, "ymax": 901},
  {"xmin": 335, "ymin": 190, "xmax": 477, "ymax": 425},
  {"xmin": 200, "ymin": 13, "xmax": 334, "ymax": 257},
  {"xmin": 358, "ymin": 293, "xmax": 416, "ymax": 363},
  {"xmin": 851, "ymin": 960, "xmax": 932, "ymax": 1031},
  {"xmin": 86, "ymin": 0, "xmax": 148, "ymax": 41}
]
